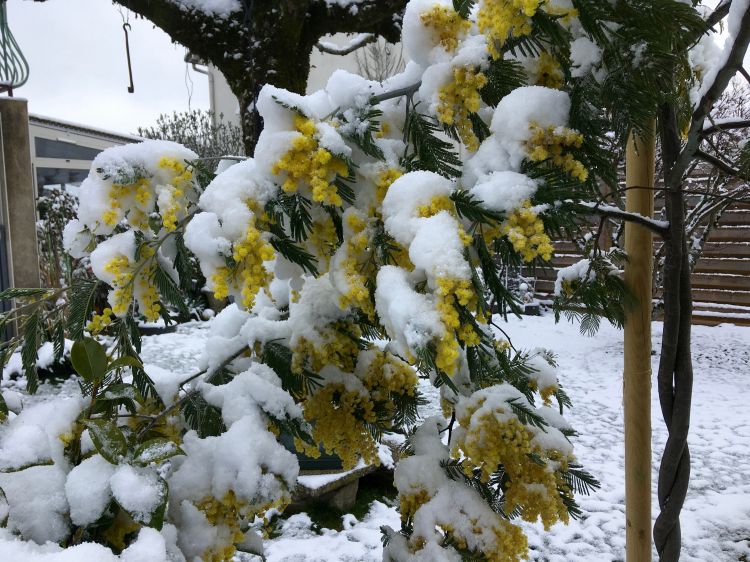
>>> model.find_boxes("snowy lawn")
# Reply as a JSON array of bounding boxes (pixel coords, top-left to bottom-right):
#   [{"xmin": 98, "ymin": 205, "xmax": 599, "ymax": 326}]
[{"xmin": 4, "ymin": 315, "xmax": 749, "ymax": 561}]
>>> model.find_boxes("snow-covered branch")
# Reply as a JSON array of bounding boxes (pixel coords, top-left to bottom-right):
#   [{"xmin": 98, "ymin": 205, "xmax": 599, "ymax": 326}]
[
  {"xmin": 573, "ymin": 201, "xmax": 670, "ymax": 235},
  {"xmin": 673, "ymin": 0, "xmax": 750, "ymax": 183},
  {"xmin": 316, "ymin": 33, "xmax": 376, "ymax": 55},
  {"xmin": 701, "ymin": 118, "xmax": 750, "ymax": 135}
]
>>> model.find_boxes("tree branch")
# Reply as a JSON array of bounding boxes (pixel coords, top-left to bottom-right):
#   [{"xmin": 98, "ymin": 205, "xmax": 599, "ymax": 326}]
[
  {"xmin": 695, "ymin": 148, "xmax": 746, "ymax": 178},
  {"xmin": 568, "ymin": 201, "xmax": 670, "ymax": 236},
  {"xmin": 672, "ymin": 2, "xmax": 750, "ymax": 184},
  {"xmin": 316, "ymin": 33, "xmax": 377, "ymax": 55},
  {"xmin": 308, "ymin": 0, "xmax": 408, "ymax": 43},
  {"xmin": 700, "ymin": 118, "xmax": 750, "ymax": 135}
]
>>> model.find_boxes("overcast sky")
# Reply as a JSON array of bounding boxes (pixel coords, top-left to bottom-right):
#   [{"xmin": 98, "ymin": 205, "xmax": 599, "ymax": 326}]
[{"xmin": 7, "ymin": 0, "xmax": 210, "ymax": 135}]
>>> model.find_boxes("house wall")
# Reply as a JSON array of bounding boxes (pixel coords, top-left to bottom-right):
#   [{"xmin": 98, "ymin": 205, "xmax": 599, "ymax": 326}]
[
  {"xmin": 208, "ymin": 33, "xmax": 368, "ymax": 130},
  {"xmin": 28, "ymin": 116, "xmax": 136, "ymax": 195}
]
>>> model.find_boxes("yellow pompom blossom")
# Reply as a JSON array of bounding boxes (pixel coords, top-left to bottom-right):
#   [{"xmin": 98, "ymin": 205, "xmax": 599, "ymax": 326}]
[
  {"xmin": 307, "ymin": 215, "xmax": 339, "ymax": 269},
  {"xmin": 533, "ymin": 51, "xmax": 564, "ymax": 89},
  {"xmin": 417, "ymin": 194, "xmax": 455, "ymax": 218},
  {"xmin": 157, "ymin": 157, "xmax": 194, "ymax": 231},
  {"xmin": 435, "ymin": 277, "xmax": 480, "ymax": 374},
  {"xmin": 271, "ymin": 115, "xmax": 349, "ymax": 206},
  {"xmin": 455, "ymin": 394, "xmax": 572, "ymax": 532},
  {"xmin": 399, "ymin": 489, "xmax": 432, "ymax": 522},
  {"xmin": 103, "ymin": 255, "xmax": 135, "ymax": 315},
  {"xmin": 478, "ymin": 0, "xmax": 539, "ymax": 59},
  {"xmin": 207, "ymin": 206, "xmax": 275, "ymax": 310},
  {"xmin": 337, "ymin": 213, "xmax": 375, "ymax": 318},
  {"xmin": 436, "ymin": 67, "xmax": 488, "ymax": 152},
  {"xmin": 420, "ymin": 4, "xmax": 471, "ymax": 53},
  {"xmin": 526, "ymin": 122, "xmax": 588, "ymax": 181},
  {"xmin": 291, "ymin": 321, "xmax": 362, "ymax": 374},
  {"xmin": 195, "ymin": 491, "xmax": 289, "ymax": 562},
  {"xmin": 86, "ymin": 307, "xmax": 114, "ymax": 334},
  {"xmin": 358, "ymin": 350, "xmax": 418, "ymax": 403},
  {"xmin": 375, "ymin": 168, "xmax": 403, "ymax": 204},
  {"xmin": 375, "ymin": 121, "xmax": 392, "ymax": 139},
  {"xmin": 501, "ymin": 201, "xmax": 553, "ymax": 262},
  {"xmin": 303, "ymin": 383, "xmax": 379, "ymax": 469},
  {"xmin": 104, "ymin": 177, "xmax": 151, "ymax": 228},
  {"xmin": 233, "ymin": 217, "xmax": 275, "ymax": 310}
]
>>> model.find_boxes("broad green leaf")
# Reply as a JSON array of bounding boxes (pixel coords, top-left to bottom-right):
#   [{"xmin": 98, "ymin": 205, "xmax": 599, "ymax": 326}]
[
  {"xmin": 0, "ymin": 458, "xmax": 54, "ymax": 473},
  {"xmin": 101, "ymin": 383, "xmax": 139, "ymax": 402},
  {"xmin": 71, "ymin": 338, "xmax": 108, "ymax": 383},
  {"xmin": 134, "ymin": 438, "xmax": 185, "ymax": 466},
  {"xmin": 85, "ymin": 419, "xmax": 127, "ymax": 464},
  {"xmin": 106, "ymin": 356, "xmax": 144, "ymax": 374}
]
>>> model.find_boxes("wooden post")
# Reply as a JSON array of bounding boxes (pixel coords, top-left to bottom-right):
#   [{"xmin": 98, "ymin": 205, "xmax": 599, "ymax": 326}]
[{"xmin": 624, "ymin": 125, "xmax": 655, "ymax": 562}]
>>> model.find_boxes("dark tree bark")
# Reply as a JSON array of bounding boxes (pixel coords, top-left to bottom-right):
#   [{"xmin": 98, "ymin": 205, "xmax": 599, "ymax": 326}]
[
  {"xmin": 34, "ymin": 0, "xmax": 408, "ymax": 153},
  {"xmin": 653, "ymin": 3, "xmax": 750, "ymax": 560}
]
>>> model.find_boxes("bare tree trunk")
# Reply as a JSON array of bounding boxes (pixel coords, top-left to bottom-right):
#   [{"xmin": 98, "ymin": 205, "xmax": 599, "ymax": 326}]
[{"xmin": 653, "ymin": 105, "xmax": 694, "ymax": 562}]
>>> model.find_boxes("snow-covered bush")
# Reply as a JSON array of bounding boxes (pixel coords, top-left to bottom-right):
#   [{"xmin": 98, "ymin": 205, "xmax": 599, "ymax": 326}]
[{"xmin": 0, "ymin": 0, "xmax": 711, "ymax": 559}]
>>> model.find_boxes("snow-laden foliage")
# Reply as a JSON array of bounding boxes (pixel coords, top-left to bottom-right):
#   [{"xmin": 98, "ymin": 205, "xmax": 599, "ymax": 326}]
[{"xmin": 0, "ymin": 0, "xmax": 720, "ymax": 560}]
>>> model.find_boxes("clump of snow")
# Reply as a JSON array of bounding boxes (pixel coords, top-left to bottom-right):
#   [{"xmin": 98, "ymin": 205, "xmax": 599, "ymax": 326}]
[
  {"xmin": 64, "ymin": 455, "xmax": 115, "ymax": 526},
  {"xmin": 469, "ymin": 171, "xmax": 538, "ymax": 213}
]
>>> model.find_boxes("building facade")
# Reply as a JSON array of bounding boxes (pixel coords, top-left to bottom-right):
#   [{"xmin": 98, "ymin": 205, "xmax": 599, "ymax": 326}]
[{"xmin": 29, "ymin": 114, "xmax": 139, "ymax": 195}]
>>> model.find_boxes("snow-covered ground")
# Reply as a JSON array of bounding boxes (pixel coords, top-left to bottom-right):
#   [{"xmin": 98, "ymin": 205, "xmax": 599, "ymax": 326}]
[
  {"xmin": 3, "ymin": 315, "xmax": 749, "ymax": 561},
  {"xmin": 247, "ymin": 315, "xmax": 750, "ymax": 562}
]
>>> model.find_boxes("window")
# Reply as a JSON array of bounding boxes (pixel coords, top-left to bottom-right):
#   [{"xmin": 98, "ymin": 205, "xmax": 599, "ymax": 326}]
[
  {"xmin": 36, "ymin": 168, "xmax": 89, "ymax": 195},
  {"xmin": 34, "ymin": 137, "xmax": 103, "ymax": 160}
]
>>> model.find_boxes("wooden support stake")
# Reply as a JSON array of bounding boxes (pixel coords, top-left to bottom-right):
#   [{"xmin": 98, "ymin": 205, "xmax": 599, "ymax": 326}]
[{"xmin": 624, "ymin": 125, "xmax": 655, "ymax": 562}]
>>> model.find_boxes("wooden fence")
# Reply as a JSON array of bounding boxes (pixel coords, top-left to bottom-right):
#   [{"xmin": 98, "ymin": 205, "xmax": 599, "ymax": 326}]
[{"xmin": 534, "ymin": 205, "xmax": 750, "ymax": 326}]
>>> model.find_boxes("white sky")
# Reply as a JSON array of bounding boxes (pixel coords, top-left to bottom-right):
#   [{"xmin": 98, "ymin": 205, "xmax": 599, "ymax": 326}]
[{"xmin": 7, "ymin": 0, "xmax": 210, "ymax": 136}]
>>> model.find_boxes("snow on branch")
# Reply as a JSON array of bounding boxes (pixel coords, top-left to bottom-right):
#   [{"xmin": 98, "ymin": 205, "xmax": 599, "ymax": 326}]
[
  {"xmin": 701, "ymin": 117, "xmax": 750, "ymax": 135},
  {"xmin": 573, "ymin": 201, "xmax": 670, "ymax": 235},
  {"xmin": 316, "ymin": 33, "xmax": 377, "ymax": 55},
  {"xmin": 674, "ymin": 0, "xmax": 750, "ymax": 182}
]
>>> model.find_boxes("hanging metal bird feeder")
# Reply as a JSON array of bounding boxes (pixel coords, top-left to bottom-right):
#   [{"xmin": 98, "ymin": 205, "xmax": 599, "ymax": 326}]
[{"xmin": 0, "ymin": 0, "xmax": 29, "ymax": 96}]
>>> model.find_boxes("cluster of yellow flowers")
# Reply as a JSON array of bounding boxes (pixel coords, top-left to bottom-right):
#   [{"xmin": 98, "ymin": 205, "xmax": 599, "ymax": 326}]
[
  {"xmin": 103, "ymin": 176, "xmax": 151, "ymax": 228},
  {"xmin": 137, "ymin": 263, "xmax": 161, "ymax": 322},
  {"xmin": 529, "ymin": 379, "xmax": 559, "ymax": 404},
  {"xmin": 157, "ymin": 157, "xmax": 194, "ymax": 231},
  {"xmin": 501, "ymin": 201, "xmax": 554, "ymax": 262},
  {"xmin": 533, "ymin": 51, "xmax": 564, "ymax": 89},
  {"xmin": 455, "ymin": 395, "xmax": 572, "ymax": 534},
  {"xmin": 195, "ymin": 491, "xmax": 248, "ymax": 562},
  {"xmin": 399, "ymin": 489, "xmax": 431, "ymax": 523},
  {"xmin": 526, "ymin": 123, "xmax": 588, "ymax": 181},
  {"xmin": 478, "ymin": 0, "xmax": 540, "ymax": 59},
  {"xmin": 485, "ymin": 519, "xmax": 530, "ymax": 562},
  {"xmin": 209, "ymin": 207, "xmax": 275, "ymax": 310},
  {"xmin": 435, "ymin": 277, "xmax": 481, "ymax": 374},
  {"xmin": 436, "ymin": 66, "xmax": 488, "ymax": 152},
  {"xmin": 359, "ymin": 350, "xmax": 418, "ymax": 403},
  {"xmin": 303, "ymin": 383, "xmax": 379, "ymax": 469},
  {"xmin": 86, "ymin": 307, "xmax": 114, "ymax": 334},
  {"xmin": 337, "ymin": 213, "xmax": 374, "ymax": 318},
  {"xmin": 503, "ymin": 459, "xmax": 570, "ymax": 530},
  {"xmin": 271, "ymin": 115, "xmax": 349, "ymax": 206},
  {"xmin": 291, "ymin": 321, "xmax": 362, "ymax": 374},
  {"xmin": 457, "ymin": 411, "xmax": 532, "ymax": 481},
  {"xmin": 103, "ymin": 255, "xmax": 135, "ymax": 316},
  {"xmin": 307, "ymin": 215, "xmax": 338, "ymax": 269},
  {"xmin": 420, "ymin": 4, "xmax": 471, "ymax": 52},
  {"xmin": 375, "ymin": 168, "xmax": 403, "ymax": 205}
]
